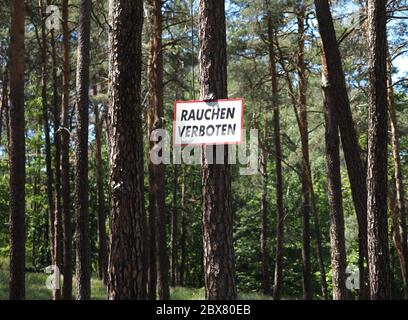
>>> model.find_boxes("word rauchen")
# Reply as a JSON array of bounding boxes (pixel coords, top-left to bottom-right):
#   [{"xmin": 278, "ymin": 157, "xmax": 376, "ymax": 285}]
[{"xmin": 174, "ymin": 98, "xmax": 244, "ymax": 145}]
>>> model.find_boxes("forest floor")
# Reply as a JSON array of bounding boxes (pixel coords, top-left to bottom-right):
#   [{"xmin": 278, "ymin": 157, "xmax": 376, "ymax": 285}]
[{"xmin": 0, "ymin": 258, "xmax": 271, "ymax": 300}]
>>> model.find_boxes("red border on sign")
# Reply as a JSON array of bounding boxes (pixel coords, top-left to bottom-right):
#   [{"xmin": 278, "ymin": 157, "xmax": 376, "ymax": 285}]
[{"xmin": 173, "ymin": 98, "xmax": 245, "ymax": 147}]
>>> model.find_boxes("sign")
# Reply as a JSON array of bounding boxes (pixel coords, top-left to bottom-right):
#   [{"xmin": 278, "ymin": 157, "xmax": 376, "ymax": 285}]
[{"xmin": 173, "ymin": 98, "xmax": 244, "ymax": 146}]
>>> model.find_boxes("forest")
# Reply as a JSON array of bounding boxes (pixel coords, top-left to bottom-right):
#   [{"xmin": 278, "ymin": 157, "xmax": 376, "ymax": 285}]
[{"xmin": 0, "ymin": 0, "xmax": 407, "ymax": 301}]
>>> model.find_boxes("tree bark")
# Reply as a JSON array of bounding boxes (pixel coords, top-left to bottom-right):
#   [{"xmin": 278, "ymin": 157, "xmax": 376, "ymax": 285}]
[
  {"xmin": 199, "ymin": 0, "xmax": 237, "ymax": 300},
  {"xmin": 94, "ymin": 90, "xmax": 109, "ymax": 286},
  {"xmin": 314, "ymin": 0, "xmax": 369, "ymax": 299},
  {"xmin": 366, "ymin": 0, "xmax": 391, "ymax": 300},
  {"xmin": 107, "ymin": 0, "xmax": 147, "ymax": 300},
  {"xmin": 9, "ymin": 0, "xmax": 26, "ymax": 300},
  {"xmin": 74, "ymin": 0, "xmax": 92, "ymax": 300},
  {"xmin": 296, "ymin": 4, "xmax": 313, "ymax": 300},
  {"xmin": 39, "ymin": 0, "xmax": 60, "ymax": 299},
  {"xmin": 322, "ymin": 59, "xmax": 348, "ymax": 300},
  {"xmin": 266, "ymin": 10, "xmax": 284, "ymax": 301},
  {"xmin": 386, "ymin": 54, "xmax": 408, "ymax": 299},
  {"xmin": 47, "ymin": 8, "xmax": 64, "ymax": 301},
  {"xmin": 61, "ymin": 0, "xmax": 73, "ymax": 300},
  {"xmin": 147, "ymin": 0, "xmax": 170, "ymax": 300}
]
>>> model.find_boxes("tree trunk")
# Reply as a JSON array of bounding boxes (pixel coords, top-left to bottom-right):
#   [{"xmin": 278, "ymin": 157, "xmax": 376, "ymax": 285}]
[
  {"xmin": 147, "ymin": 0, "xmax": 170, "ymax": 300},
  {"xmin": 266, "ymin": 11, "xmax": 284, "ymax": 301},
  {"xmin": 9, "ymin": 0, "xmax": 26, "ymax": 300},
  {"xmin": 297, "ymin": 3, "xmax": 329, "ymax": 299},
  {"xmin": 61, "ymin": 0, "xmax": 73, "ymax": 300},
  {"xmin": 386, "ymin": 54, "xmax": 408, "ymax": 299},
  {"xmin": 94, "ymin": 91, "xmax": 109, "ymax": 286},
  {"xmin": 47, "ymin": 8, "xmax": 64, "ymax": 300},
  {"xmin": 199, "ymin": 0, "xmax": 237, "ymax": 300},
  {"xmin": 314, "ymin": 0, "xmax": 369, "ymax": 299},
  {"xmin": 74, "ymin": 0, "xmax": 92, "ymax": 300},
  {"xmin": 322, "ymin": 59, "xmax": 348, "ymax": 300},
  {"xmin": 366, "ymin": 0, "xmax": 391, "ymax": 300},
  {"xmin": 296, "ymin": 4, "xmax": 313, "ymax": 300},
  {"xmin": 107, "ymin": 0, "xmax": 147, "ymax": 300},
  {"xmin": 39, "ymin": 0, "xmax": 59, "ymax": 299}
]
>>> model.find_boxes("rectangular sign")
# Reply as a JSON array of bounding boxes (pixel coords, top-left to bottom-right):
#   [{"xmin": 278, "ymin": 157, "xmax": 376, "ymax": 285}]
[{"xmin": 173, "ymin": 98, "xmax": 244, "ymax": 146}]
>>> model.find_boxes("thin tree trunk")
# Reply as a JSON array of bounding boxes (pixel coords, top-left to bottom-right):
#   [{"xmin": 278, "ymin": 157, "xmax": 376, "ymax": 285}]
[
  {"xmin": 147, "ymin": 0, "xmax": 170, "ymax": 300},
  {"xmin": 47, "ymin": 9, "xmax": 64, "ymax": 301},
  {"xmin": 39, "ymin": 0, "xmax": 60, "ymax": 299},
  {"xmin": 199, "ymin": 0, "xmax": 237, "ymax": 300},
  {"xmin": 107, "ymin": 0, "xmax": 147, "ymax": 300},
  {"xmin": 386, "ymin": 54, "xmax": 408, "ymax": 299},
  {"xmin": 296, "ymin": 4, "xmax": 313, "ymax": 300},
  {"xmin": 94, "ymin": 89, "xmax": 109, "ymax": 286},
  {"xmin": 314, "ymin": 0, "xmax": 369, "ymax": 299},
  {"xmin": 322, "ymin": 59, "xmax": 348, "ymax": 300},
  {"xmin": 9, "ymin": 0, "xmax": 26, "ymax": 300},
  {"xmin": 61, "ymin": 0, "xmax": 73, "ymax": 300},
  {"xmin": 261, "ymin": 13, "xmax": 270, "ymax": 293},
  {"xmin": 366, "ymin": 0, "xmax": 391, "ymax": 300},
  {"xmin": 74, "ymin": 0, "xmax": 92, "ymax": 300},
  {"xmin": 297, "ymin": 4, "xmax": 328, "ymax": 298},
  {"xmin": 266, "ymin": 10, "xmax": 283, "ymax": 301}
]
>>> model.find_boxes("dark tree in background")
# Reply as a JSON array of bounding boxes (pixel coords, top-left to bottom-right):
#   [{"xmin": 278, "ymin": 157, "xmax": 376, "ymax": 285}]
[
  {"xmin": 314, "ymin": 0, "xmax": 369, "ymax": 298},
  {"xmin": 9, "ymin": 0, "xmax": 26, "ymax": 300},
  {"xmin": 93, "ymin": 87, "xmax": 108, "ymax": 286},
  {"xmin": 147, "ymin": 0, "xmax": 170, "ymax": 301},
  {"xmin": 61, "ymin": 0, "xmax": 73, "ymax": 300},
  {"xmin": 199, "ymin": 0, "xmax": 237, "ymax": 300},
  {"xmin": 366, "ymin": 0, "xmax": 391, "ymax": 300},
  {"xmin": 387, "ymin": 54, "xmax": 408, "ymax": 299},
  {"xmin": 38, "ymin": 0, "xmax": 60, "ymax": 300},
  {"xmin": 107, "ymin": 0, "xmax": 146, "ymax": 300},
  {"xmin": 75, "ymin": 0, "xmax": 92, "ymax": 300},
  {"xmin": 322, "ymin": 58, "xmax": 348, "ymax": 300}
]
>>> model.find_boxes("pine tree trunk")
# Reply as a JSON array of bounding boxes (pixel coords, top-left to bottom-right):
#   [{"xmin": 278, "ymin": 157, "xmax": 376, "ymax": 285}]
[
  {"xmin": 94, "ymin": 94, "xmax": 109, "ymax": 286},
  {"xmin": 386, "ymin": 54, "xmax": 408, "ymax": 299},
  {"xmin": 266, "ymin": 12, "xmax": 284, "ymax": 301},
  {"xmin": 314, "ymin": 0, "xmax": 369, "ymax": 299},
  {"xmin": 9, "ymin": 0, "xmax": 26, "ymax": 300},
  {"xmin": 48, "ymin": 8, "xmax": 64, "ymax": 300},
  {"xmin": 147, "ymin": 0, "xmax": 170, "ymax": 300},
  {"xmin": 107, "ymin": 0, "xmax": 147, "ymax": 300},
  {"xmin": 74, "ymin": 0, "xmax": 92, "ymax": 300},
  {"xmin": 39, "ymin": 0, "xmax": 60, "ymax": 299},
  {"xmin": 199, "ymin": 0, "xmax": 237, "ymax": 300},
  {"xmin": 296, "ymin": 4, "xmax": 328, "ymax": 299},
  {"xmin": 296, "ymin": 5, "xmax": 313, "ymax": 300},
  {"xmin": 61, "ymin": 0, "xmax": 73, "ymax": 300},
  {"xmin": 322, "ymin": 59, "xmax": 348, "ymax": 300},
  {"xmin": 366, "ymin": 0, "xmax": 391, "ymax": 300}
]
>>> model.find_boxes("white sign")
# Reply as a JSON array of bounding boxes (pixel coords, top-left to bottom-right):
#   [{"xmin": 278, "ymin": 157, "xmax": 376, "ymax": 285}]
[{"xmin": 173, "ymin": 98, "xmax": 244, "ymax": 146}]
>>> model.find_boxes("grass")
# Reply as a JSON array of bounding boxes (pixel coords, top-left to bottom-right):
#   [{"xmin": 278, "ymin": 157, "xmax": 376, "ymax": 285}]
[{"xmin": 1, "ymin": 259, "xmax": 270, "ymax": 300}]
